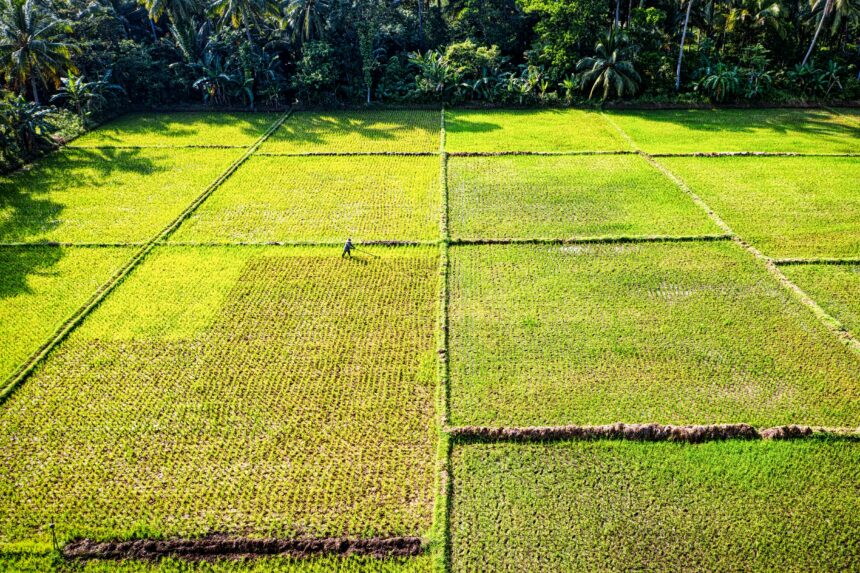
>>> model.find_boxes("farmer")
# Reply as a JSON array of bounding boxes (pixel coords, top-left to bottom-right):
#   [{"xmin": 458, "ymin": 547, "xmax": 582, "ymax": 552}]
[{"xmin": 342, "ymin": 238, "xmax": 354, "ymax": 258}]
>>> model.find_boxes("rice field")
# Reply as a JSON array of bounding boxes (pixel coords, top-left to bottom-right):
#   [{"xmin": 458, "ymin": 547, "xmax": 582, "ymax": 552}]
[{"xmin": 1, "ymin": 108, "xmax": 858, "ymax": 571}]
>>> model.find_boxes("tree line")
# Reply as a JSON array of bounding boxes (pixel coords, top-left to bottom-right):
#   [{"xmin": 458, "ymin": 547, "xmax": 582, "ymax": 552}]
[{"xmin": 0, "ymin": 0, "xmax": 857, "ymax": 165}]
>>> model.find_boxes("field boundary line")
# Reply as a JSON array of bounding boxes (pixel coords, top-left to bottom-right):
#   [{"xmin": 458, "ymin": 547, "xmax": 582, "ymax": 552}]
[
  {"xmin": 70, "ymin": 144, "xmax": 250, "ymax": 150},
  {"xmin": 63, "ymin": 535, "xmax": 424, "ymax": 562},
  {"xmin": 451, "ymin": 234, "xmax": 732, "ymax": 246},
  {"xmin": 0, "ymin": 111, "xmax": 292, "ymax": 405},
  {"xmin": 0, "ymin": 242, "xmax": 147, "ymax": 248},
  {"xmin": 447, "ymin": 423, "xmax": 860, "ymax": 443},
  {"xmin": 600, "ymin": 112, "xmax": 640, "ymax": 151},
  {"xmin": 650, "ymin": 151, "xmax": 860, "ymax": 158},
  {"xmin": 431, "ymin": 106, "xmax": 453, "ymax": 573},
  {"xmin": 447, "ymin": 150, "xmax": 635, "ymax": 157},
  {"xmin": 162, "ymin": 240, "xmax": 438, "ymax": 248},
  {"xmin": 775, "ymin": 257, "xmax": 860, "ymax": 266},
  {"xmin": 255, "ymin": 151, "xmax": 439, "ymax": 157},
  {"xmin": 631, "ymin": 141, "xmax": 860, "ymax": 356}
]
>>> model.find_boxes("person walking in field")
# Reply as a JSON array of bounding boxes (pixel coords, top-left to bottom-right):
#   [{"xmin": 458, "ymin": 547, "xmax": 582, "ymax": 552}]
[{"xmin": 342, "ymin": 238, "xmax": 354, "ymax": 258}]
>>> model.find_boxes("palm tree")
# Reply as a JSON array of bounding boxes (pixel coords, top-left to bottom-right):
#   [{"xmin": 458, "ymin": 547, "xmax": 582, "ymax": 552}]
[
  {"xmin": 284, "ymin": 0, "xmax": 329, "ymax": 43},
  {"xmin": 209, "ymin": 0, "xmax": 273, "ymax": 42},
  {"xmin": 576, "ymin": 29, "xmax": 641, "ymax": 101},
  {"xmin": 802, "ymin": 0, "xmax": 859, "ymax": 64},
  {"xmin": 141, "ymin": 0, "xmax": 199, "ymax": 27},
  {"xmin": 0, "ymin": 0, "xmax": 77, "ymax": 105},
  {"xmin": 801, "ymin": 0, "xmax": 834, "ymax": 64},
  {"xmin": 50, "ymin": 71, "xmax": 125, "ymax": 121},
  {"xmin": 675, "ymin": 0, "xmax": 694, "ymax": 91}
]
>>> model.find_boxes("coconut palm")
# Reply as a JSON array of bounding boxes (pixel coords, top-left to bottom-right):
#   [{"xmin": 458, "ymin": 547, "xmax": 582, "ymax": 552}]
[
  {"xmin": 284, "ymin": 0, "xmax": 329, "ymax": 43},
  {"xmin": 576, "ymin": 29, "xmax": 640, "ymax": 101},
  {"xmin": 141, "ymin": 0, "xmax": 199, "ymax": 26},
  {"xmin": 675, "ymin": 0, "xmax": 694, "ymax": 91},
  {"xmin": 50, "ymin": 71, "xmax": 125, "ymax": 121},
  {"xmin": 802, "ymin": 0, "xmax": 859, "ymax": 64},
  {"xmin": 210, "ymin": 0, "xmax": 274, "ymax": 41},
  {"xmin": 0, "ymin": 0, "xmax": 77, "ymax": 105}
]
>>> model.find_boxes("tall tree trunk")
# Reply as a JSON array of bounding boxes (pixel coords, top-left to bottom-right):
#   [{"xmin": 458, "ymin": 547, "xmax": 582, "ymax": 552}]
[
  {"xmin": 418, "ymin": 0, "xmax": 424, "ymax": 50},
  {"xmin": 30, "ymin": 76, "xmax": 41, "ymax": 105},
  {"xmin": 801, "ymin": 0, "xmax": 832, "ymax": 66},
  {"xmin": 149, "ymin": 18, "xmax": 158, "ymax": 41},
  {"xmin": 615, "ymin": 0, "xmax": 621, "ymax": 27},
  {"xmin": 675, "ymin": 0, "xmax": 693, "ymax": 91},
  {"xmin": 367, "ymin": 85, "xmax": 371, "ymax": 105}
]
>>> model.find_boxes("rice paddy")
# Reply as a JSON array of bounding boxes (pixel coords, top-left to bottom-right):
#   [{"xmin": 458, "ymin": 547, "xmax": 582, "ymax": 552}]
[{"xmin": 1, "ymin": 108, "xmax": 858, "ymax": 571}]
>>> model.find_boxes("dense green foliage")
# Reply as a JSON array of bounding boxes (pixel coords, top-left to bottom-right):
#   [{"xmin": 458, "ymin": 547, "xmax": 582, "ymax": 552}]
[
  {"xmin": 449, "ymin": 242, "xmax": 860, "ymax": 427},
  {"xmin": 781, "ymin": 263, "xmax": 860, "ymax": 336},
  {"xmin": 662, "ymin": 156, "xmax": 860, "ymax": 257},
  {"xmin": 0, "ymin": 246, "xmax": 437, "ymax": 544},
  {"xmin": 1, "ymin": 0, "xmax": 859, "ymax": 167},
  {"xmin": 451, "ymin": 439, "xmax": 860, "ymax": 572},
  {"xmin": 448, "ymin": 154, "xmax": 718, "ymax": 239}
]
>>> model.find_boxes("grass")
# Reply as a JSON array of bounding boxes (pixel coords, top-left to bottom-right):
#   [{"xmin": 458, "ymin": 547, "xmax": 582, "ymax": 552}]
[
  {"xmin": 450, "ymin": 439, "xmax": 860, "ymax": 573},
  {"xmin": 0, "ymin": 246, "xmax": 133, "ymax": 384},
  {"xmin": 171, "ymin": 155, "xmax": 441, "ymax": 243},
  {"xmin": 0, "ymin": 148, "xmax": 244, "ymax": 244},
  {"xmin": 0, "ymin": 553, "xmax": 432, "ymax": 572},
  {"xmin": 609, "ymin": 108, "xmax": 860, "ymax": 154},
  {"xmin": 781, "ymin": 263, "xmax": 860, "ymax": 338},
  {"xmin": 0, "ymin": 246, "xmax": 438, "ymax": 544},
  {"xmin": 448, "ymin": 241, "xmax": 860, "ymax": 427},
  {"xmin": 445, "ymin": 109, "xmax": 629, "ymax": 152},
  {"xmin": 259, "ymin": 111, "xmax": 440, "ymax": 154},
  {"xmin": 660, "ymin": 156, "xmax": 860, "ymax": 258},
  {"xmin": 69, "ymin": 113, "xmax": 280, "ymax": 148},
  {"xmin": 448, "ymin": 155, "xmax": 719, "ymax": 240}
]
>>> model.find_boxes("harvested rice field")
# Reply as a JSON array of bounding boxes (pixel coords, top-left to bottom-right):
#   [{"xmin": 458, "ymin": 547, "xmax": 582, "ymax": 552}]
[{"xmin": 1, "ymin": 109, "xmax": 858, "ymax": 571}]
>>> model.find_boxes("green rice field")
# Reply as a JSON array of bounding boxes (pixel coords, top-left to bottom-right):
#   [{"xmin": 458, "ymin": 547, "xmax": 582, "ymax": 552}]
[{"xmin": 1, "ymin": 108, "xmax": 858, "ymax": 571}]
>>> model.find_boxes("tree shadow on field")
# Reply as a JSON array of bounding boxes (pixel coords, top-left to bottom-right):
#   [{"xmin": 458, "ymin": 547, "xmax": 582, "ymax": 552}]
[
  {"xmin": 605, "ymin": 108, "xmax": 860, "ymax": 145},
  {"xmin": 76, "ymin": 112, "xmax": 273, "ymax": 146},
  {"xmin": 0, "ymin": 245, "xmax": 64, "ymax": 300},
  {"xmin": 272, "ymin": 110, "xmax": 438, "ymax": 148}
]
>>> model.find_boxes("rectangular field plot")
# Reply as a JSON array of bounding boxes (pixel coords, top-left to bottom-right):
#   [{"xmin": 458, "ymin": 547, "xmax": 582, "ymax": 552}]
[
  {"xmin": 171, "ymin": 155, "xmax": 441, "ymax": 243},
  {"xmin": 69, "ymin": 113, "xmax": 279, "ymax": 148},
  {"xmin": 260, "ymin": 111, "xmax": 440, "ymax": 153},
  {"xmin": 608, "ymin": 108, "xmax": 860, "ymax": 154},
  {"xmin": 450, "ymin": 440, "xmax": 860, "ymax": 573},
  {"xmin": 448, "ymin": 155, "xmax": 718, "ymax": 240},
  {"xmin": 781, "ymin": 263, "xmax": 860, "ymax": 337},
  {"xmin": 0, "ymin": 148, "xmax": 243, "ymax": 244},
  {"xmin": 0, "ymin": 246, "xmax": 132, "ymax": 384},
  {"xmin": 661, "ymin": 156, "xmax": 860, "ymax": 258},
  {"xmin": 0, "ymin": 246, "xmax": 438, "ymax": 544},
  {"xmin": 448, "ymin": 242, "xmax": 860, "ymax": 427},
  {"xmin": 445, "ymin": 109, "xmax": 628, "ymax": 152}
]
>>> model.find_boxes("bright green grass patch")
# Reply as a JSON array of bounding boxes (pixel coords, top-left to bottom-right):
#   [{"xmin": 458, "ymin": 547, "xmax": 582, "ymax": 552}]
[
  {"xmin": 171, "ymin": 155, "xmax": 441, "ymax": 243},
  {"xmin": 260, "ymin": 111, "xmax": 440, "ymax": 153},
  {"xmin": 0, "ymin": 148, "xmax": 243, "ymax": 244},
  {"xmin": 448, "ymin": 242, "xmax": 860, "ymax": 427},
  {"xmin": 0, "ymin": 553, "xmax": 431, "ymax": 572},
  {"xmin": 445, "ymin": 109, "xmax": 628, "ymax": 152},
  {"xmin": 608, "ymin": 108, "xmax": 860, "ymax": 154},
  {"xmin": 0, "ymin": 246, "xmax": 133, "ymax": 383},
  {"xmin": 448, "ymin": 155, "xmax": 718, "ymax": 239},
  {"xmin": 781, "ymin": 263, "xmax": 860, "ymax": 337},
  {"xmin": 450, "ymin": 439, "xmax": 860, "ymax": 572},
  {"xmin": 661, "ymin": 156, "xmax": 860, "ymax": 258},
  {"xmin": 0, "ymin": 246, "xmax": 437, "ymax": 545},
  {"xmin": 69, "ymin": 113, "xmax": 279, "ymax": 148}
]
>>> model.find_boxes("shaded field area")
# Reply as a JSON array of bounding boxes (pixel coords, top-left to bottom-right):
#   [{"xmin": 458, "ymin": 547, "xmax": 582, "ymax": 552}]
[
  {"xmin": 445, "ymin": 109, "xmax": 628, "ymax": 152},
  {"xmin": 610, "ymin": 108, "xmax": 860, "ymax": 154},
  {"xmin": 0, "ymin": 246, "xmax": 438, "ymax": 545},
  {"xmin": 0, "ymin": 246, "xmax": 133, "ymax": 384},
  {"xmin": 0, "ymin": 148, "xmax": 243, "ymax": 244},
  {"xmin": 781, "ymin": 263, "xmax": 860, "ymax": 337},
  {"xmin": 69, "ymin": 113, "xmax": 280, "ymax": 148},
  {"xmin": 450, "ymin": 439, "xmax": 860, "ymax": 572},
  {"xmin": 260, "ymin": 111, "xmax": 440, "ymax": 154},
  {"xmin": 448, "ymin": 242, "xmax": 860, "ymax": 427},
  {"xmin": 171, "ymin": 155, "xmax": 441, "ymax": 243},
  {"xmin": 661, "ymin": 156, "xmax": 860, "ymax": 259},
  {"xmin": 448, "ymin": 154, "xmax": 718, "ymax": 240}
]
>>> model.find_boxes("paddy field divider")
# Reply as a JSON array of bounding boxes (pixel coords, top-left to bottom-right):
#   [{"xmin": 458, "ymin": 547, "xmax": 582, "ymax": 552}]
[
  {"xmin": 600, "ymin": 111, "xmax": 860, "ymax": 357},
  {"xmin": 0, "ymin": 111, "xmax": 293, "ymax": 404}
]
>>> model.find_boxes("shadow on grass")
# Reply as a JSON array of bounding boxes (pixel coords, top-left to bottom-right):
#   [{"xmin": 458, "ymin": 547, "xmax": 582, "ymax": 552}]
[
  {"xmin": 272, "ymin": 110, "xmax": 439, "ymax": 147},
  {"xmin": 0, "ymin": 246, "xmax": 65, "ymax": 300},
  {"xmin": 76, "ymin": 112, "xmax": 275, "ymax": 145}
]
